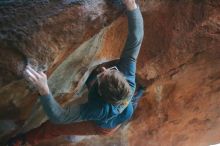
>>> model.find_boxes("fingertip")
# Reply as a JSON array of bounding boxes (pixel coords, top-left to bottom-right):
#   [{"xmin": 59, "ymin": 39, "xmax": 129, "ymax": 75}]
[
  {"xmin": 39, "ymin": 71, "xmax": 44, "ymax": 75},
  {"xmin": 25, "ymin": 67, "xmax": 29, "ymax": 72},
  {"xmin": 26, "ymin": 69, "xmax": 34, "ymax": 76},
  {"xmin": 25, "ymin": 66, "xmax": 31, "ymax": 72}
]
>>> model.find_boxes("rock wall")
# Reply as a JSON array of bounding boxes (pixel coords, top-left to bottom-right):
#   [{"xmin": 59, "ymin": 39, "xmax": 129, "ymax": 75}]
[
  {"xmin": 0, "ymin": 0, "xmax": 123, "ymax": 142},
  {"xmin": 0, "ymin": 0, "xmax": 220, "ymax": 146}
]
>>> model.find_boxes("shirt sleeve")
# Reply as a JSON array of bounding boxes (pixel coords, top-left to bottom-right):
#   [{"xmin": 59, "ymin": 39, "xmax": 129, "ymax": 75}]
[
  {"xmin": 39, "ymin": 93, "xmax": 106, "ymax": 124},
  {"xmin": 117, "ymin": 7, "xmax": 144, "ymax": 87}
]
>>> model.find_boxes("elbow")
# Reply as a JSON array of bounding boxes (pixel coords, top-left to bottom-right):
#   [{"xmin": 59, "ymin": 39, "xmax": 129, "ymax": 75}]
[
  {"xmin": 137, "ymin": 30, "xmax": 144, "ymax": 42},
  {"xmin": 137, "ymin": 23, "xmax": 144, "ymax": 41},
  {"xmin": 140, "ymin": 31, "xmax": 144, "ymax": 41},
  {"xmin": 131, "ymin": 30, "xmax": 144, "ymax": 44}
]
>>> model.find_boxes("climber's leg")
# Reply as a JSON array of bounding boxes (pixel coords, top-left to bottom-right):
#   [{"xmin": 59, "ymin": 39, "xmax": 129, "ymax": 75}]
[
  {"xmin": 131, "ymin": 86, "xmax": 145, "ymax": 110},
  {"xmin": 24, "ymin": 121, "xmax": 119, "ymax": 145}
]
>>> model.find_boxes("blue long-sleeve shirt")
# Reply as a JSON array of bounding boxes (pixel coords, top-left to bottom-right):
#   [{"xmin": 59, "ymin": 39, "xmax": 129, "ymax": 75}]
[{"xmin": 39, "ymin": 7, "xmax": 144, "ymax": 129}]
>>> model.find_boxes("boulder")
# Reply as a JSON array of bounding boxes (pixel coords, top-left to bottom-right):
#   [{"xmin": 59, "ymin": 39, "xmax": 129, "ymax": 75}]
[{"xmin": 0, "ymin": 0, "xmax": 220, "ymax": 146}]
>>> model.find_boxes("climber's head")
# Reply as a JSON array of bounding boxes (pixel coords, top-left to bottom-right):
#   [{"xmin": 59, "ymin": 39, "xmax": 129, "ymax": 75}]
[{"xmin": 97, "ymin": 66, "xmax": 131, "ymax": 105}]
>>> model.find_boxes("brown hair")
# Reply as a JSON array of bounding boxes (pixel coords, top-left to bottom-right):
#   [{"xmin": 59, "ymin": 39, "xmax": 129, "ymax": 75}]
[{"xmin": 98, "ymin": 70, "xmax": 131, "ymax": 105}]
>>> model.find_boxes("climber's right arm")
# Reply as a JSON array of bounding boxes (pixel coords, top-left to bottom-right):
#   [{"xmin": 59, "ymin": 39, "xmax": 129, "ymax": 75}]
[
  {"xmin": 38, "ymin": 93, "xmax": 106, "ymax": 124},
  {"xmin": 24, "ymin": 66, "xmax": 105, "ymax": 124}
]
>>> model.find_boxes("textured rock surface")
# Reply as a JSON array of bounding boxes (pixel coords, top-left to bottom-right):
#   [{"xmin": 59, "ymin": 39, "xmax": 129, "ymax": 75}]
[
  {"xmin": 0, "ymin": 0, "xmax": 123, "ymax": 142},
  {"xmin": 0, "ymin": 0, "xmax": 220, "ymax": 146}
]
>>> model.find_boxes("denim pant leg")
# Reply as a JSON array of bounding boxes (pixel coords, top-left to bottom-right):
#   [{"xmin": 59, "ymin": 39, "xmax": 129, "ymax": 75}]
[{"xmin": 131, "ymin": 88, "xmax": 144, "ymax": 110}]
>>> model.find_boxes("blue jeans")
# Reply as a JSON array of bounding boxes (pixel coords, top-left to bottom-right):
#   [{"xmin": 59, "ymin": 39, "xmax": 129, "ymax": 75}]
[{"xmin": 131, "ymin": 87, "xmax": 144, "ymax": 110}]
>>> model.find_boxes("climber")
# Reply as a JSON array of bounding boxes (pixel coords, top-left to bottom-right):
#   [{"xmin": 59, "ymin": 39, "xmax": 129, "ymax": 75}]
[{"xmin": 8, "ymin": 0, "xmax": 144, "ymax": 145}]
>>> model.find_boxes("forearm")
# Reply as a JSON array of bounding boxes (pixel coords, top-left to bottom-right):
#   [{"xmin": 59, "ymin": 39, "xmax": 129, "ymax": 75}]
[
  {"xmin": 24, "ymin": 66, "xmax": 65, "ymax": 123},
  {"xmin": 127, "ymin": 7, "xmax": 144, "ymax": 42},
  {"xmin": 121, "ymin": 6, "xmax": 144, "ymax": 60},
  {"xmin": 39, "ymin": 93, "xmax": 86, "ymax": 124},
  {"xmin": 39, "ymin": 93, "xmax": 67, "ymax": 123}
]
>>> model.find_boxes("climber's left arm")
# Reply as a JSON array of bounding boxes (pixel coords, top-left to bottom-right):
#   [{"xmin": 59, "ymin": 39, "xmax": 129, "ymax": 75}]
[{"xmin": 117, "ymin": 1, "xmax": 144, "ymax": 88}]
